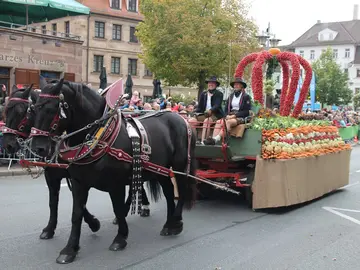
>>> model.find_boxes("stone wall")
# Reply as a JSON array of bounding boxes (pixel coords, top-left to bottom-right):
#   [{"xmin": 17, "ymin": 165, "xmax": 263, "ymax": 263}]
[{"xmin": 0, "ymin": 28, "xmax": 83, "ymax": 86}]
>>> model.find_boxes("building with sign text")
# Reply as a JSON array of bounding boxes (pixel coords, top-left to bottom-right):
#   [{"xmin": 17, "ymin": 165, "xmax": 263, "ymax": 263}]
[{"xmin": 0, "ymin": 26, "xmax": 82, "ymax": 94}]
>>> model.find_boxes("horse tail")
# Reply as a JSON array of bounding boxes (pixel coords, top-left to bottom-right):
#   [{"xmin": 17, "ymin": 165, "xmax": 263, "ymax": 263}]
[
  {"xmin": 147, "ymin": 180, "xmax": 162, "ymax": 202},
  {"xmin": 183, "ymin": 128, "xmax": 198, "ymax": 209}
]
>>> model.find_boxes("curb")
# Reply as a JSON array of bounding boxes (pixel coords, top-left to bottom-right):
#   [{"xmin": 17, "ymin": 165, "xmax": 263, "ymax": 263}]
[{"xmin": 0, "ymin": 168, "xmax": 29, "ymax": 177}]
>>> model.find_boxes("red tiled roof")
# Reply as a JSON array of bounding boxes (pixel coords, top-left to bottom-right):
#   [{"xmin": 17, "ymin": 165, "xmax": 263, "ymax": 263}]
[{"xmin": 77, "ymin": 0, "xmax": 143, "ymax": 21}]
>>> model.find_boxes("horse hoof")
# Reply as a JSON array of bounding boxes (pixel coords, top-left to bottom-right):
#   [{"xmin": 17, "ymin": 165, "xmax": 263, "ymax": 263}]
[
  {"xmin": 160, "ymin": 221, "xmax": 183, "ymax": 236},
  {"xmin": 109, "ymin": 239, "xmax": 127, "ymax": 251},
  {"xmin": 40, "ymin": 230, "xmax": 55, "ymax": 240},
  {"xmin": 140, "ymin": 209, "xmax": 150, "ymax": 217},
  {"xmin": 56, "ymin": 254, "xmax": 77, "ymax": 264},
  {"xmin": 112, "ymin": 217, "xmax": 118, "ymax": 225},
  {"xmin": 88, "ymin": 218, "xmax": 101, "ymax": 232}
]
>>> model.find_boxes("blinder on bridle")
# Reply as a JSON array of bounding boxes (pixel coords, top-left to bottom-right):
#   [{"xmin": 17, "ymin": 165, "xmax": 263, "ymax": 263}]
[
  {"xmin": 30, "ymin": 92, "xmax": 69, "ymax": 139},
  {"xmin": 2, "ymin": 97, "xmax": 35, "ymax": 138}
]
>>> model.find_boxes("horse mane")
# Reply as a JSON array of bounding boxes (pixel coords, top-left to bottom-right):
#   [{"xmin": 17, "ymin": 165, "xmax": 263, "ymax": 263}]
[{"xmin": 41, "ymin": 80, "xmax": 105, "ymax": 119}]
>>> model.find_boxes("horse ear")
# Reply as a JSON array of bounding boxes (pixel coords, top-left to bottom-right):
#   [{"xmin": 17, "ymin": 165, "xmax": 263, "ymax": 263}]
[
  {"xmin": 39, "ymin": 76, "xmax": 47, "ymax": 90},
  {"xmin": 12, "ymin": 84, "xmax": 18, "ymax": 92},
  {"xmin": 53, "ymin": 78, "xmax": 64, "ymax": 94},
  {"xmin": 22, "ymin": 84, "xmax": 33, "ymax": 99}
]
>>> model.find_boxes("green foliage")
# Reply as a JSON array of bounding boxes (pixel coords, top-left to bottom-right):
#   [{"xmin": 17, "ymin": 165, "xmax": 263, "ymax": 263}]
[
  {"xmin": 264, "ymin": 79, "xmax": 275, "ymax": 95},
  {"xmin": 353, "ymin": 93, "xmax": 360, "ymax": 109},
  {"xmin": 136, "ymin": 0, "xmax": 259, "ymax": 97},
  {"xmin": 170, "ymin": 94, "xmax": 196, "ymax": 105},
  {"xmin": 312, "ymin": 47, "xmax": 353, "ymax": 106}
]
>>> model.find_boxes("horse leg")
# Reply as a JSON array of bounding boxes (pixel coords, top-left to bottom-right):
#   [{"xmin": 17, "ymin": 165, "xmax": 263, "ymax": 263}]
[
  {"xmin": 158, "ymin": 178, "xmax": 177, "ymax": 236},
  {"xmin": 56, "ymin": 179, "xmax": 88, "ymax": 264},
  {"xmin": 83, "ymin": 205, "xmax": 101, "ymax": 233},
  {"xmin": 109, "ymin": 187, "xmax": 128, "ymax": 251},
  {"xmin": 113, "ymin": 183, "xmax": 132, "ymax": 225},
  {"xmin": 140, "ymin": 185, "xmax": 150, "ymax": 217},
  {"xmin": 40, "ymin": 170, "xmax": 61, "ymax": 240}
]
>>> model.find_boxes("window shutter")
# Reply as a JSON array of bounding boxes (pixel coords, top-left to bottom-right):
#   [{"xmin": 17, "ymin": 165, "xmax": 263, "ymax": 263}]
[{"xmin": 126, "ymin": 0, "xmax": 128, "ymax": 10}]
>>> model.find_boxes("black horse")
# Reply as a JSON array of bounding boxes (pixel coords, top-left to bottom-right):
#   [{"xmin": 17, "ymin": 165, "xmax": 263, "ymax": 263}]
[
  {"xmin": 2, "ymin": 85, "xmax": 151, "ymax": 236},
  {"xmin": 30, "ymin": 79, "xmax": 197, "ymax": 264},
  {"xmin": 2, "ymin": 85, "xmax": 101, "ymax": 239}
]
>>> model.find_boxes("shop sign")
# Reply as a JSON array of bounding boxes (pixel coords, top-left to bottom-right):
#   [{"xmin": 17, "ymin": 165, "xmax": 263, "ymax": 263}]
[{"xmin": 0, "ymin": 53, "xmax": 65, "ymax": 68}]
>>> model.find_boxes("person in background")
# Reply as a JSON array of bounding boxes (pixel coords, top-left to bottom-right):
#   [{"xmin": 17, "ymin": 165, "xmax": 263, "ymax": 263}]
[
  {"xmin": 188, "ymin": 76, "xmax": 224, "ymax": 143},
  {"xmin": 153, "ymin": 103, "xmax": 160, "ymax": 111},
  {"xmin": 130, "ymin": 91, "xmax": 140, "ymax": 106},
  {"xmin": 143, "ymin": 103, "xmax": 152, "ymax": 110},
  {"xmin": 165, "ymin": 102, "xmax": 172, "ymax": 111},
  {"xmin": 1, "ymin": 84, "xmax": 7, "ymax": 105}
]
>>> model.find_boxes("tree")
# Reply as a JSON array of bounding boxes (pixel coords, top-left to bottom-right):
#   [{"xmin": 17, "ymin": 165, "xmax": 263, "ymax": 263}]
[
  {"xmin": 136, "ymin": 0, "xmax": 259, "ymax": 98},
  {"xmin": 353, "ymin": 93, "xmax": 360, "ymax": 109},
  {"xmin": 312, "ymin": 48, "xmax": 353, "ymax": 106}
]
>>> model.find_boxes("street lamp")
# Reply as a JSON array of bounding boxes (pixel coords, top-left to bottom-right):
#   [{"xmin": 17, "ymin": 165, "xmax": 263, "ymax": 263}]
[
  {"xmin": 269, "ymin": 38, "xmax": 282, "ymax": 48},
  {"xmin": 256, "ymin": 33, "xmax": 270, "ymax": 47}
]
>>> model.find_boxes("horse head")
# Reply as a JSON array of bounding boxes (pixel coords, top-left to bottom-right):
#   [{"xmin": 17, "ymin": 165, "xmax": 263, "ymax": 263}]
[
  {"xmin": 30, "ymin": 78, "xmax": 105, "ymax": 158},
  {"xmin": 2, "ymin": 84, "xmax": 36, "ymax": 154}
]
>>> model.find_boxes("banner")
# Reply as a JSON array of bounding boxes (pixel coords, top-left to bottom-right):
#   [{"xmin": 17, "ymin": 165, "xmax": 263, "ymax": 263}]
[
  {"xmin": 310, "ymin": 71, "xmax": 316, "ymax": 111},
  {"xmin": 294, "ymin": 75, "xmax": 303, "ymax": 104}
]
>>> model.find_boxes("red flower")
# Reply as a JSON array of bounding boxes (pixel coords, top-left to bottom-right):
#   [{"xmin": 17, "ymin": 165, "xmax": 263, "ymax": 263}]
[
  {"xmin": 279, "ymin": 61, "xmax": 289, "ymax": 115},
  {"xmin": 251, "ymin": 51, "xmax": 272, "ymax": 104},
  {"xmin": 234, "ymin": 52, "xmax": 260, "ymax": 78},
  {"xmin": 276, "ymin": 52, "xmax": 300, "ymax": 116},
  {"xmin": 292, "ymin": 56, "xmax": 313, "ymax": 118}
]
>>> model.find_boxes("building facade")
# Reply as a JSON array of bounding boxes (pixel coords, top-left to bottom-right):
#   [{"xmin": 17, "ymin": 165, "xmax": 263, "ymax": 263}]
[
  {"xmin": 0, "ymin": 25, "xmax": 83, "ymax": 95},
  {"xmin": 286, "ymin": 6, "xmax": 360, "ymax": 95},
  {"xmin": 30, "ymin": 0, "xmax": 197, "ymax": 98}
]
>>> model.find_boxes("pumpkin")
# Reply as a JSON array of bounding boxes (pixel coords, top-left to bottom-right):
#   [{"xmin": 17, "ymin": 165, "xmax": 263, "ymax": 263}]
[{"xmin": 268, "ymin": 47, "xmax": 281, "ymax": 55}]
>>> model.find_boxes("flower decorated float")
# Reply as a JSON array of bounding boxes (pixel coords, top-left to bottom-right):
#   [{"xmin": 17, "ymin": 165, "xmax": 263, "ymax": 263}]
[{"xmin": 195, "ymin": 48, "xmax": 352, "ymax": 209}]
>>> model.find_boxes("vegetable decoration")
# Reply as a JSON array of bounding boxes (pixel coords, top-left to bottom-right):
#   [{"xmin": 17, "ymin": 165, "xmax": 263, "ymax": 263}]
[
  {"xmin": 262, "ymin": 126, "xmax": 351, "ymax": 160},
  {"xmin": 251, "ymin": 51, "xmax": 272, "ymax": 104},
  {"xmin": 234, "ymin": 48, "xmax": 312, "ymax": 117},
  {"xmin": 292, "ymin": 56, "xmax": 313, "ymax": 118}
]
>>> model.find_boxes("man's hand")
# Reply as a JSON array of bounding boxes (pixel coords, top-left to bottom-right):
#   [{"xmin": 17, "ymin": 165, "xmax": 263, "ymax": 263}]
[{"xmin": 205, "ymin": 110, "xmax": 212, "ymax": 117}]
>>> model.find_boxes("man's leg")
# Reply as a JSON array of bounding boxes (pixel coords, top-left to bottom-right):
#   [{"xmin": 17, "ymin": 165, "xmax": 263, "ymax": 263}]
[{"xmin": 201, "ymin": 117, "xmax": 213, "ymax": 142}]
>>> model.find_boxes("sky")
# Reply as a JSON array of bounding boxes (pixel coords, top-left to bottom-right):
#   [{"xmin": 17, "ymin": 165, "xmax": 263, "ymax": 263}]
[{"xmin": 247, "ymin": 0, "xmax": 360, "ymax": 45}]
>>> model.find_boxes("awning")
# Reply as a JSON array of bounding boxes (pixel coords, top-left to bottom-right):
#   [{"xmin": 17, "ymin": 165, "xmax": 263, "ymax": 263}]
[{"xmin": 0, "ymin": 0, "xmax": 89, "ymax": 26}]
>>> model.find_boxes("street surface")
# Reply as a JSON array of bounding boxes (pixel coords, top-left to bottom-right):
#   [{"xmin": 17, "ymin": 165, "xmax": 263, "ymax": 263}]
[{"xmin": 1, "ymin": 148, "xmax": 360, "ymax": 270}]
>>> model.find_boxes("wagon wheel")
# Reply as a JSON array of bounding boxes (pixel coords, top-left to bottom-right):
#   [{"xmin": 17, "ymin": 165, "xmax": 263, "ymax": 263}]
[{"xmin": 243, "ymin": 169, "xmax": 254, "ymax": 209}]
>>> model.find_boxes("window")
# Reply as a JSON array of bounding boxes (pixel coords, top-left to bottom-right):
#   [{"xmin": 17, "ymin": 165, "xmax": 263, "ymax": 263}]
[
  {"xmin": 333, "ymin": 49, "xmax": 338, "ymax": 59},
  {"xmin": 321, "ymin": 49, "xmax": 326, "ymax": 54},
  {"xmin": 329, "ymin": 33, "xmax": 333, "ymax": 40},
  {"xmin": 310, "ymin": 50, "xmax": 315, "ymax": 60},
  {"xmin": 128, "ymin": 59, "xmax": 137, "ymax": 75},
  {"xmin": 112, "ymin": 24, "xmax": 122, "ymax": 40},
  {"xmin": 111, "ymin": 57, "xmax": 121, "ymax": 74},
  {"xmin": 357, "ymin": 69, "xmax": 360, "ymax": 78},
  {"xmin": 344, "ymin": 68, "xmax": 348, "ymax": 74},
  {"xmin": 95, "ymin": 21, "xmax": 105, "ymax": 38},
  {"xmin": 128, "ymin": 0, "xmax": 137, "ymax": 12},
  {"xmin": 41, "ymin": 25, "xmax": 46, "ymax": 35},
  {"xmin": 65, "ymin": 21, "xmax": 70, "ymax": 37},
  {"xmin": 319, "ymin": 33, "xmax": 324, "ymax": 41},
  {"xmin": 129, "ymin": 26, "xmax": 138, "ymax": 43},
  {"xmin": 93, "ymin": 55, "xmax": 104, "ymax": 72},
  {"xmin": 52, "ymin": 23, "xmax": 57, "ymax": 36},
  {"xmin": 111, "ymin": 0, "xmax": 120, "ymax": 9},
  {"xmin": 299, "ymin": 50, "xmax": 304, "ymax": 57},
  {"xmin": 276, "ymin": 75, "xmax": 280, "ymax": 83},
  {"xmin": 345, "ymin": 48, "xmax": 350, "ymax": 58},
  {"xmin": 144, "ymin": 66, "xmax": 153, "ymax": 77}
]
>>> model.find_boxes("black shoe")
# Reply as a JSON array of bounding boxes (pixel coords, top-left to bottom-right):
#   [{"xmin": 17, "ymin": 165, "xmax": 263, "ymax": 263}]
[{"xmin": 204, "ymin": 137, "xmax": 216, "ymax": 145}]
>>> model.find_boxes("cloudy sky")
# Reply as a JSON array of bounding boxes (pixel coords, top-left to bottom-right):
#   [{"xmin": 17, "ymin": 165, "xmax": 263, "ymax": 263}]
[{"xmin": 248, "ymin": 0, "xmax": 359, "ymax": 45}]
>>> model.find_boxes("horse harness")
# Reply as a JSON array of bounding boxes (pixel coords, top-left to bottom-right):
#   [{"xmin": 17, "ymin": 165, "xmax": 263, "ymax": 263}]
[{"xmin": 29, "ymin": 92, "xmax": 192, "ymax": 215}]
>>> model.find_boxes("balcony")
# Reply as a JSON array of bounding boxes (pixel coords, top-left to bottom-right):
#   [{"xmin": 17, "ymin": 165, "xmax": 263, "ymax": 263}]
[{"xmin": 0, "ymin": 20, "xmax": 81, "ymax": 41}]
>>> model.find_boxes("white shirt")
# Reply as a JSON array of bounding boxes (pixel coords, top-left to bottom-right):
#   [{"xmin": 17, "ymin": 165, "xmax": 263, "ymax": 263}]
[
  {"xmin": 231, "ymin": 93, "xmax": 242, "ymax": 111},
  {"xmin": 206, "ymin": 92, "xmax": 212, "ymax": 110}
]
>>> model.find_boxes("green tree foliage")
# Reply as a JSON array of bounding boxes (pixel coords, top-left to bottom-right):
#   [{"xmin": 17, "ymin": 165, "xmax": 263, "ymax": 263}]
[
  {"xmin": 312, "ymin": 47, "xmax": 353, "ymax": 106},
  {"xmin": 353, "ymin": 93, "xmax": 360, "ymax": 109},
  {"xmin": 136, "ymin": 0, "xmax": 259, "ymax": 97}
]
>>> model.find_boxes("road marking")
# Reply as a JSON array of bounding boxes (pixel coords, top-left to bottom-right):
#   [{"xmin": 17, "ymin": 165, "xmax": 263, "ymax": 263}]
[
  {"xmin": 339, "ymin": 181, "xmax": 360, "ymax": 190},
  {"xmin": 323, "ymin": 207, "xmax": 360, "ymax": 226}
]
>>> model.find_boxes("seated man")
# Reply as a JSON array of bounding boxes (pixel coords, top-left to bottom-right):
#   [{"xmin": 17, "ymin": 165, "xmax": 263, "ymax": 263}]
[
  {"xmin": 205, "ymin": 78, "xmax": 250, "ymax": 145},
  {"xmin": 188, "ymin": 76, "xmax": 224, "ymax": 143}
]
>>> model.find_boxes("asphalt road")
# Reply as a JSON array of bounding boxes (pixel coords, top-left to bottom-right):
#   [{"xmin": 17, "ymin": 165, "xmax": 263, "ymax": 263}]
[{"xmin": 1, "ymin": 149, "xmax": 360, "ymax": 270}]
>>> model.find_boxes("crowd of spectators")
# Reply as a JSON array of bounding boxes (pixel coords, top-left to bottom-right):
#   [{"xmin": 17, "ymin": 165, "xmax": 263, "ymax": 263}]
[
  {"xmin": 301, "ymin": 108, "xmax": 360, "ymax": 127},
  {"xmin": 120, "ymin": 91, "xmax": 198, "ymax": 119}
]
